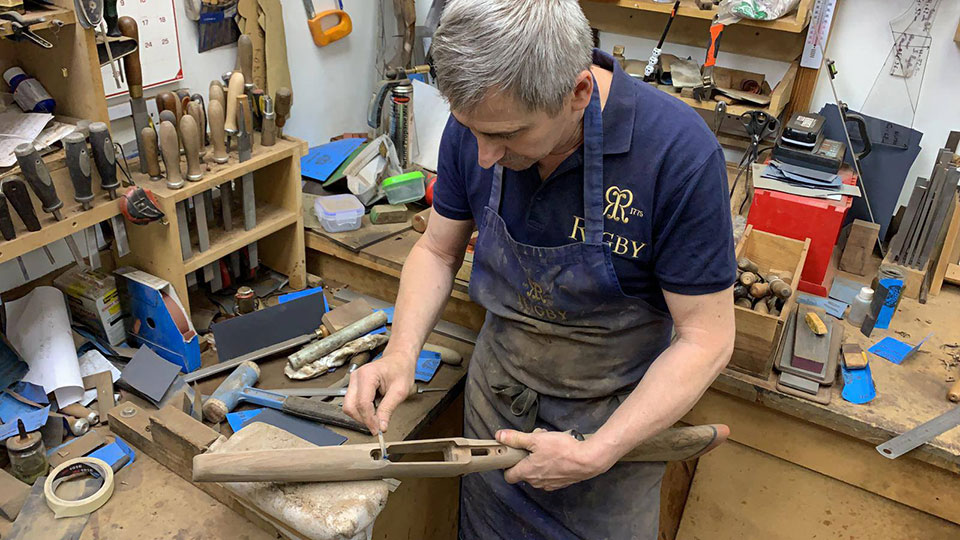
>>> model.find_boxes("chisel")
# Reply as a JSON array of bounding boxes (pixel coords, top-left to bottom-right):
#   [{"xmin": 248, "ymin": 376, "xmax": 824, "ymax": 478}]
[
  {"xmin": 236, "ymin": 95, "xmax": 257, "ymax": 270},
  {"xmin": 237, "ymin": 34, "xmax": 255, "ymax": 122},
  {"xmin": 117, "ymin": 16, "xmax": 151, "ymax": 174},
  {"xmin": 209, "ymin": 80, "xmax": 225, "ymax": 112},
  {"xmin": 64, "ymin": 132, "xmax": 101, "ymax": 268},
  {"xmin": 193, "ymin": 424, "xmax": 731, "ymax": 483},
  {"xmin": 141, "ymin": 126, "xmax": 162, "ymax": 181},
  {"xmin": 1, "ymin": 177, "xmax": 56, "ymax": 265},
  {"xmin": 207, "ymin": 99, "xmax": 229, "ymax": 165},
  {"xmin": 229, "ymin": 386, "xmax": 371, "ymax": 434},
  {"xmin": 14, "ymin": 143, "xmax": 86, "ymax": 266},
  {"xmin": 87, "ymin": 123, "xmax": 129, "ymax": 257},
  {"xmin": 158, "ymin": 118, "xmax": 183, "ymax": 189},
  {"xmin": 0, "ymin": 194, "xmax": 30, "ymax": 280},
  {"xmin": 224, "ymin": 71, "xmax": 244, "ymax": 138},
  {"xmin": 189, "ymin": 94, "xmax": 207, "ymax": 148},
  {"xmin": 274, "ymin": 87, "xmax": 292, "ymax": 138}
]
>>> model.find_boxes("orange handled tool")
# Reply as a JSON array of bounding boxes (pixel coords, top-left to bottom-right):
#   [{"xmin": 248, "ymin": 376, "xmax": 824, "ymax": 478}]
[{"xmin": 302, "ymin": 0, "xmax": 352, "ymax": 47}]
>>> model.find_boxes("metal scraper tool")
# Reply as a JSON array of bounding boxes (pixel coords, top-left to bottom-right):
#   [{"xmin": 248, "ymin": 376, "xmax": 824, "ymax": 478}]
[{"xmin": 876, "ymin": 406, "xmax": 960, "ymax": 459}]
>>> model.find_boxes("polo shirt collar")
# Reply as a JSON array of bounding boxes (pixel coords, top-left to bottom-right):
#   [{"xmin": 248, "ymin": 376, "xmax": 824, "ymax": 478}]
[{"xmin": 593, "ymin": 48, "xmax": 636, "ymax": 155}]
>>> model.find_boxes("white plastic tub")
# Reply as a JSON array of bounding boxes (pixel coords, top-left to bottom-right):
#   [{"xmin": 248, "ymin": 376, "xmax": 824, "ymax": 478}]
[{"xmin": 314, "ymin": 194, "xmax": 364, "ymax": 233}]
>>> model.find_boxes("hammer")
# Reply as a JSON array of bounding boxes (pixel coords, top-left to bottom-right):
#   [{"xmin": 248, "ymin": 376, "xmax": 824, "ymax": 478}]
[{"xmin": 201, "ymin": 361, "xmax": 370, "ymax": 433}]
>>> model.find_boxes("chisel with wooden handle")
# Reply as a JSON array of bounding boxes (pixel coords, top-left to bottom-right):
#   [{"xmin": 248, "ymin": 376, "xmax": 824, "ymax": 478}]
[
  {"xmin": 236, "ymin": 94, "xmax": 257, "ymax": 270},
  {"xmin": 193, "ymin": 424, "xmax": 729, "ymax": 483},
  {"xmin": 274, "ymin": 87, "xmax": 291, "ymax": 138},
  {"xmin": 117, "ymin": 16, "xmax": 151, "ymax": 174}
]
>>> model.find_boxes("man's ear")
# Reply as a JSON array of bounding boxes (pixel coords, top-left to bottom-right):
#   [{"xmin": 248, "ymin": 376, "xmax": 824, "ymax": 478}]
[{"xmin": 569, "ymin": 70, "xmax": 594, "ymax": 112}]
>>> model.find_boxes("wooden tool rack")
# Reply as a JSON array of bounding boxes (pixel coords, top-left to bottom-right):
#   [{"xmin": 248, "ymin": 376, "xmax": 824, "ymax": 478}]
[
  {"xmin": 124, "ymin": 135, "xmax": 309, "ymax": 317},
  {"xmin": 580, "ymin": 0, "xmax": 830, "ymax": 144},
  {"xmin": 0, "ymin": 0, "xmax": 111, "ymax": 269}
]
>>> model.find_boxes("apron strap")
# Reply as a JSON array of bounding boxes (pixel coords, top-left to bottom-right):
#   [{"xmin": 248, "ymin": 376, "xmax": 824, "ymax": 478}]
[
  {"xmin": 491, "ymin": 383, "xmax": 540, "ymax": 432},
  {"xmin": 581, "ymin": 76, "xmax": 605, "ymax": 245},
  {"xmin": 489, "ymin": 165, "xmax": 505, "ymax": 213}
]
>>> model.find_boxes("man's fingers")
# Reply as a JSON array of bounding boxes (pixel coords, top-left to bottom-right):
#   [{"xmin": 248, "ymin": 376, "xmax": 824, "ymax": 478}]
[
  {"xmin": 350, "ymin": 369, "xmax": 382, "ymax": 434},
  {"xmin": 496, "ymin": 429, "xmax": 536, "ymax": 450},
  {"xmin": 375, "ymin": 382, "xmax": 409, "ymax": 433},
  {"xmin": 503, "ymin": 460, "xmax": 530, "ymax": 485}
]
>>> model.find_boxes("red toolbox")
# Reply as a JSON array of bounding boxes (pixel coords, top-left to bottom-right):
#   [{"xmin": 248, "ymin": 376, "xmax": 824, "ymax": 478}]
[{"xmin": 746, "ymin": 167, "xmax": 856, "ymax": 296}]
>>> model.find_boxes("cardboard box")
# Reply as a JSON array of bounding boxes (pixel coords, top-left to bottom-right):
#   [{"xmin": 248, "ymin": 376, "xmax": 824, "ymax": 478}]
[{"xmin": 53, "ymin": 267, "xmax": 126, "ymax": 346}]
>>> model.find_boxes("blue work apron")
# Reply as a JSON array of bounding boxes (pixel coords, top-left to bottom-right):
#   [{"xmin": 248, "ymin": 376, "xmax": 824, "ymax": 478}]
[{"xmin": 460, "ymin": 82, "xmax": 675, "ymax": 540}]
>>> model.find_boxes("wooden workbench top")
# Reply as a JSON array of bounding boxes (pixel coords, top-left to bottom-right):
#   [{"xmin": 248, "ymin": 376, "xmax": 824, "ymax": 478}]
[{"xmin": 306, "ymin": 220, "xmax": 960, "ymax": 473}]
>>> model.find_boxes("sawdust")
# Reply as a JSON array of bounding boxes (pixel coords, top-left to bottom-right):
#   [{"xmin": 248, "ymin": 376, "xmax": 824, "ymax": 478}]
[{"xmin": 895, "ymin": 330, "xmax": 912, "ymax": 339}]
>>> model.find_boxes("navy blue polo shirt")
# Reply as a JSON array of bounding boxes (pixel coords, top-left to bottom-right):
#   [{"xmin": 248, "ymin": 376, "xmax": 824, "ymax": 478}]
[{"xmin": 433, "ymin": 49, "xmax": 736, "ymax": 312}]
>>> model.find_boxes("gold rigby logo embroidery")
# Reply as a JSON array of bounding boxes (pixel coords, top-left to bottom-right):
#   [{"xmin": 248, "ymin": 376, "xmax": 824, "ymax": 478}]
[
  {"xmin": 517, "ymin": 278, "xmax": 567, "ymax": 322},
  {"xmin": 524, "ymin": 278, "xmax": 551, "ymax": 305},
  {"xmin": 605, "ymin": 186, "xmax": 639, "ymax": 223}
]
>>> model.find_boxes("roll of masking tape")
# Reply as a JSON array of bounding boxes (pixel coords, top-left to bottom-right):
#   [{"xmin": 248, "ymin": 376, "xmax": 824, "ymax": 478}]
[{"xmin": 43, "ymin": 457, "xmax": 115, "ymax": 517}]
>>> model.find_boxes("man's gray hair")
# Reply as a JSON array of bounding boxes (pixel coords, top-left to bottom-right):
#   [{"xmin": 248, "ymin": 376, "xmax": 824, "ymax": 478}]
[{"xmin": 431, "ymin": 0, "xmax": 594, "ymax": 115}]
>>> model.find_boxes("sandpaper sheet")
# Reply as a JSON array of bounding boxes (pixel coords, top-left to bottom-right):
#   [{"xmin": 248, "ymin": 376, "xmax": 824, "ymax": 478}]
[
  {"xmin": 211, "ymin": 291, "xmax": 326, "ymax": 362},
  {"xmin": 120, "ymin": 346, "xmax": 182, "ymax": 404}
]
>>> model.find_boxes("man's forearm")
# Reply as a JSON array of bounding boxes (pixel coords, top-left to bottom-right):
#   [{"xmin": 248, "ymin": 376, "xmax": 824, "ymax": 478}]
[
  {"xmin": 382, "ymin": 240, "xmax": 463, "ymax": 367},
  {"xmin": 587, "ymin": 336, "xmax": 731, "ymax": 464}
]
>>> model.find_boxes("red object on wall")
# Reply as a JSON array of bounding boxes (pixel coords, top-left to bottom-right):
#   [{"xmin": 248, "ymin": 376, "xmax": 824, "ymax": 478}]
[{"xmin": 746, "ymin": 168, "xmax": 856, "ymax": 296}]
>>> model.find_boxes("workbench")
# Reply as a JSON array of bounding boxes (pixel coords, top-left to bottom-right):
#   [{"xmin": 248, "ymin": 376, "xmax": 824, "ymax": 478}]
[{"xmin": 305, "ymin": 217, "xmax": 960, "ymax": 539}]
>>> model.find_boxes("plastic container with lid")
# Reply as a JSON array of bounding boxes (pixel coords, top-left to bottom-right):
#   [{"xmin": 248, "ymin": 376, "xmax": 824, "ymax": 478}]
[
  {"xmin": 314, "ymin": 194, "xmax": 364, "ymax": 233},
  {"xmin": 382, "ymin": 171, "xmax": 425, "ymax": 204},
  {"xmin": 846, "ymin": 287, "xmax": 874, "ymax": 327}
]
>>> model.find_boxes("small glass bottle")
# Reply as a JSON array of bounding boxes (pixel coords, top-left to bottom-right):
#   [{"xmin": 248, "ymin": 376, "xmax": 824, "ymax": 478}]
[
  {"xmin": 847, "ymin": 287, "xmax": 874, "ymax": 327},
  {"xmin": 6, "ymin": 419, "xmax": 48, "ymax": 485}
]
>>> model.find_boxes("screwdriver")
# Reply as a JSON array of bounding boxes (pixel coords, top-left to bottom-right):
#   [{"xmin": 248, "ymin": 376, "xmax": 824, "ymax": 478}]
[
  {"xmin": 64, "ymin": 132, "xmax": 101, "ymax": 268},
  {"xmin": 0, "ymin": 193, "xmax": 30, "ymax": 281},
  {"xmin": 13, "ymin": 144, "xmax": 86, "ymax": 266},
  {"xmin": 88, "ymin": 122, "xmax": 130, "ymax": 257},
  {"xmin": 1, "ymin": 177, "xmax": 57, "ymax": 265}
]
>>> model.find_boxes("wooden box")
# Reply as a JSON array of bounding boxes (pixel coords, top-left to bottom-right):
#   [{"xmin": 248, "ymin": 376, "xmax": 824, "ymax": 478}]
[{"xmin": 731, "ymin": 226, "xmax": 810, "ymax": 378}]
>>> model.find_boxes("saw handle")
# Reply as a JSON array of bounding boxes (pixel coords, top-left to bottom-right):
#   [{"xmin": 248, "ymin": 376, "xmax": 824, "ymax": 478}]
[
  {"xmin": 703, "ymin": 21, "xmax": 724, "ymax": 68},
  {"xmin": 307, "ymin": 9, "xmax": 352, "ymax": 47}
]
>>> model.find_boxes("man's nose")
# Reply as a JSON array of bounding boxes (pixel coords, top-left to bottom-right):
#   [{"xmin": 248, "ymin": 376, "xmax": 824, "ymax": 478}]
[{"xmin": 476, "ymin": 139, "xmax": 505, "ymax": 169}]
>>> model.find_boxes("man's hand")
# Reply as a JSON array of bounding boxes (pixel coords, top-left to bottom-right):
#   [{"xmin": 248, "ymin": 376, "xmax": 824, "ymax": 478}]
[
  {"xmin": 343, "ymin": 353, "xmax": 415, "ymax": 434},
  {"xmin": 496, "ymin": 429, "xmax": 617, "ymax": 491}
]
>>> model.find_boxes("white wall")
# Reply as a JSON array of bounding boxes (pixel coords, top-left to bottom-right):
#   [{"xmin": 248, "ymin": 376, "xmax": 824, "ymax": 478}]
[{"xmin": 600, "ymin": 0, "xmax": 960, "ymax": 209}]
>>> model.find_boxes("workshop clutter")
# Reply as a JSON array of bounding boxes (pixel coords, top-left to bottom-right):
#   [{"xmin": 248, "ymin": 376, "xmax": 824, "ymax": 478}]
[{"xmin": 731, "ymin": 226, "xmax": 809, "ymax": 378}]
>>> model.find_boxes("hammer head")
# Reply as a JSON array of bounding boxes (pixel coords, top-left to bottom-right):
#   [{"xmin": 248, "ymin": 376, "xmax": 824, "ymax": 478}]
[{"xmin": 202, "ymin": 361, "xmax": 261, "ymax": 423}]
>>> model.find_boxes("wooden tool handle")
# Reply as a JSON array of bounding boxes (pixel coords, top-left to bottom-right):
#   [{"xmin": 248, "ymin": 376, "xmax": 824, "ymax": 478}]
[
  {"xmin": 237, "ymin": 34, "xmax": 253, "ymax": 85},
  {"xmin": 237, "ymin": 95, "xmax": 253, "ymax": 136},
  {"xmin": 141, "ymin": 127, "xmax": 161, "ymax": 179},
  {"xmin": 224, "ymin": 72, "xmax": 244, "ymax": 133},
  {"xmin": 187, "ymin": 101, "xmax": 205, "ymax": 154},
  {"xmin": 117, "ymin": 16, "xmax": 142, "ymax": 97},
  {"xmin": 949, "ymin": 379, "xmax": 960, "ymax": 403},
  {"xmin": 209, "ymin": 80, "xmax": 225, "ymax": 110},
  {"xmin": 155, "ymin": 92, "xmax": 177, "ymax": 115},
  {"xmin": 207, "ymin": 100, "xmax": 228, "ymax": 164},
  {"xmin": 282, "ymin": 396, "xmax": 372, "ymax": 434},
  {"xmin": 159, "ymin": 120, "xmax": 183, "ymax": 189},
  {"xmin": 179, "ymin": 115, "xmax": 202, "ymax": 181},
  {"xmin": 274, "ymin": 87, "xmax": 292, "ymax": 129},
  {"xmin": 422, "ymin": 343, "xmax": 462, "ymax": 366},
  {"xmin": 413, "ymin": 208, "xmax": 430, "ymax": 233}
]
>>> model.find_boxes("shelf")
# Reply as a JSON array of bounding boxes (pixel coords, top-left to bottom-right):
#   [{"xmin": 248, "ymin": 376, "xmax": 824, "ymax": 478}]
[
  {"xmin": 0, "ymin": 161, "xmax": 122, "ymax": 265},
  {"xmin": 657, "ymin": 60, "xmax": 799, "ymax": 119},
  {"xmin": 584, "ymin": 0, "xmax": 811, "ymax": 33},
  {"xmin": 181, "ymin": 204, "xmax": 297, "ymax": 273},
  {"xmin": 0, "ymin": 6, "xmax": 76, "ymax": 39},
  {"xmin": 132, "ymin": 135, "xmax": 307, "ymax": 204}
]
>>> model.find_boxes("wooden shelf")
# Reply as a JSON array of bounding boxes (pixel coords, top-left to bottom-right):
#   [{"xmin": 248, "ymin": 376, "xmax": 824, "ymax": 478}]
[
  {"xmin": 582, "ymin": 1, "xmax": 809, "ymax": 62},
  {"xmin": 587, "ymin": 0, "xmax": 811, "ymax": 33},
  {"xmin": 131, "ymin": 136, "xmax": 306, "ymax": 204},
  {"xmin": 0, "ymin": 6, "xmax": 76, "ymax": 39},
  {"xmin": 182, "ymin": 205, "xmax": 298, "ymax": 273},
  {"xmin": 0, "ymin": 154, "xmax": 121, "ymax": 265}
]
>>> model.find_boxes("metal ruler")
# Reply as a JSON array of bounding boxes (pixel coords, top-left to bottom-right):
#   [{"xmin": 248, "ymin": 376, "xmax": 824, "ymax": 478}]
[
  {"xmin": 800, "ymin": 0, "xmax": 837, "ymax": 69},
  {"xmin": 876, "ymin": 406, "xmax": 960, "ymax": 459}
]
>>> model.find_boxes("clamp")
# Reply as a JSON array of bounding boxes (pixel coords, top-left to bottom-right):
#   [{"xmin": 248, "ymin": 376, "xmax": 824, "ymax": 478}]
[{"xmin": 0, "ymin": 12, "xmax": 53, "ymax": 48}]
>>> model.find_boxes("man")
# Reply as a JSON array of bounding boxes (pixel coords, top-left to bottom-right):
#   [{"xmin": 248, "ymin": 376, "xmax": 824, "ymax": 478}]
[{"xmin": 344, "ymin": 1, "xmax": 736, "ymax": 538}]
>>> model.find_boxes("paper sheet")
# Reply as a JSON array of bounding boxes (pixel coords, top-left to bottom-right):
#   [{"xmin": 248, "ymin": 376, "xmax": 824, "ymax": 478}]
[
  {"xmin": 411, "ymin": 79, "xmax": 449, "ymax": 172},
  {"xmin": 5, "ymin": 287, "xmax": 84, "ymax": 407},
  {"xmin": 0, "ymin": 110, "xmax": 53, "ymax": 166},
  {"xmin": 77, "ymin": 349, "xmax": 122, "ymax": 406}
]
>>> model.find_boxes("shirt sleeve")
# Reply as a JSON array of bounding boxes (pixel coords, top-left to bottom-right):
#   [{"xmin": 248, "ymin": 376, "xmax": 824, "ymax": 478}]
[
  {"xmin": 653, "ymin": 148, "xmax": 737, "ymax": 295},
  {"xmin": 432, "ymin": 116, "xmax": 474, "ymax": 221}
]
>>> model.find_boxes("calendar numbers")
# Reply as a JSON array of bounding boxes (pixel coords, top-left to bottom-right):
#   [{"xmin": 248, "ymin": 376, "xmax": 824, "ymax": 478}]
[{"xmin": 101, "ymin": 0, "xmax": 183, "ymax": 98}]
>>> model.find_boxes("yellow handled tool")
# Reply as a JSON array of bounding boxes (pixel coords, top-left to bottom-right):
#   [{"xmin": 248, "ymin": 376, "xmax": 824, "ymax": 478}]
[{"xmin": 302, "ymin": 0, "xmax": 352, "ymax": 47}]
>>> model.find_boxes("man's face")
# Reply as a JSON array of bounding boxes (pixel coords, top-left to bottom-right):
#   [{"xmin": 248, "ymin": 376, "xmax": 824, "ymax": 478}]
[{"xmin": 451, "ymin": 91, "xmax": 580, "ymax": 171}]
